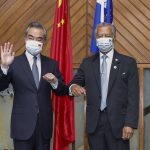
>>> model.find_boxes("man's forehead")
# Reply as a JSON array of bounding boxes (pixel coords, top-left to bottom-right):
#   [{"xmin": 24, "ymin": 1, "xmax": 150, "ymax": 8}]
[
  {"xmin": 27, "ymin": 27, "xmax": 44, "ymax": 34},
  {"xmin": 97, "ymin": 25, "xmax": 112, "ymax": 34},
  {"xmin": 98, "ymin": 25, "xmax": 112, "ymax": 31}
]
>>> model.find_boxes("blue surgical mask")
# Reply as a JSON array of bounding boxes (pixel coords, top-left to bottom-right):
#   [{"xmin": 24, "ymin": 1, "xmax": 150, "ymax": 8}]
[
  {"xmin": 26, "ymin": 40, "xmax": 43, "ymax": 56},
  {"xmin": 96, "ymin": 37, "xmax": 113, "ymax": 53}
]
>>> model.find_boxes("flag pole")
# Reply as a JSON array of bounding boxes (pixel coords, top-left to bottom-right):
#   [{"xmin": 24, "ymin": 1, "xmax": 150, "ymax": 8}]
[
  {"xmin": 100, "ymin": 0, "xmax": 105, "ymax": 22},
  {"xmin": 84, "ymin": 95, "xmax": 88, "ymax": 150},
  {"xmin": 67, "ymin": 0, "xmax": 75, "ymax": 149},
  {"xmin": 72, "ymin": 141, "xmax": 75, "ymax": 150}
]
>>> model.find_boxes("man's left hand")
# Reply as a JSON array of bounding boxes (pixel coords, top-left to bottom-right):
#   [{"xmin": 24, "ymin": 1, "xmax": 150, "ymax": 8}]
[
  {"xmin": 122, "ymin": 126, "xmax": 134, "ymax": 140},
  {"xmin": 43, "ymin": 73, "xmax": 58, "ymax": 84}
]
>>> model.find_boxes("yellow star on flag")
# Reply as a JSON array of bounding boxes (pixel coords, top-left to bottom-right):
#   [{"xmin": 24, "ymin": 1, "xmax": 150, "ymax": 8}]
[{"xmin": 61, "ymin": 19, "xmax": 65, "ymax": 25}]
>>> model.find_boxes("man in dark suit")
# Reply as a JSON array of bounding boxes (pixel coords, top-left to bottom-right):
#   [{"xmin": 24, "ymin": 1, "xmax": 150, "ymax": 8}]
[
  {"xmin": 0, "ymin": 21, "xmax": 68, "ymax": 150},
  {"xmin": 70, "ymin": 23, "xmax": 139, "ymax": 150}
]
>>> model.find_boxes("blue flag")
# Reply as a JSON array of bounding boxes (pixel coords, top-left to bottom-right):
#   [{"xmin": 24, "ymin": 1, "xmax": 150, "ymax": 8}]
[{"xmin": 90, "ymin": 0, "xmax": 113, "ymax": 54}]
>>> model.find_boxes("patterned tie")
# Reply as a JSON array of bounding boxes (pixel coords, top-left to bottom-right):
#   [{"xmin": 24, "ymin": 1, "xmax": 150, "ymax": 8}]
[
  {"xmin": 32, "ymin": 56, "xmax": 39, "ymax": 89},
  {"xmin": 100, "ymin": 55, "xmax": 108, "ymax": 110}
]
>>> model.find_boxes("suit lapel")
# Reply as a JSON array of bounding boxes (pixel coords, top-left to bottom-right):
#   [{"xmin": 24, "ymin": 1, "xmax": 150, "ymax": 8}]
[
  {"xmin": 108, "ymin": 51, "xmax": 120, "ymax": 94},
  {"xmin": 92, "ymin": 53, "xmax": 101, "ymax": 95},
  {"xmin": 20, "ymin": 53, "xmax": 37, "ymax": 90}
]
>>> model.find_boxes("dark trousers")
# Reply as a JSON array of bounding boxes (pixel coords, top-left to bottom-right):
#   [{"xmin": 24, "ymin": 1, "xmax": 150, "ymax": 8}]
[
  {"xmin": 88, "ymin": 110, "xmax": 129, "ymax": 150},
  {"xmin": 13, "ymin": 117, "xmax": 50, "ymax": 150}
]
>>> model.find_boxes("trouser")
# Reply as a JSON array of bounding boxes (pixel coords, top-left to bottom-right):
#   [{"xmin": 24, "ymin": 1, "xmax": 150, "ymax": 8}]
[{"xmin": 88, "ymin": 109, "xmax": 129, "ymax": 150}]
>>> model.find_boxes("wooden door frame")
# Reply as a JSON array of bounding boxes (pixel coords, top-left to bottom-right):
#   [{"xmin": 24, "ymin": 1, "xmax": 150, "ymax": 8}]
[{"xmin": 138, "ymin": 63, "xmax": 150, "ymax": 150}]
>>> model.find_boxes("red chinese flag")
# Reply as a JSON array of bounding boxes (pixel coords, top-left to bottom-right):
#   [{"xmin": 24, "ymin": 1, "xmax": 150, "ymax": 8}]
[{"xmin": 50, "ymin": 0, "xmax": 75, "ymax": 150}]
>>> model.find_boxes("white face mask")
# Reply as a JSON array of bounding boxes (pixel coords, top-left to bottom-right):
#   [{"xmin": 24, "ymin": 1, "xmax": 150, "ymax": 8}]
[
  {"xmin": 26, "ymin": 40, "xmax": 43, "ymax": 56},
  {"xmin": 96, "ymin": 37, "xmax": 113, "ymax": 53}
]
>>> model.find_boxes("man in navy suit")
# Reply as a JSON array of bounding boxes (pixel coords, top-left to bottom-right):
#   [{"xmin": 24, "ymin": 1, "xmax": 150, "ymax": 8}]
[
  {"xmin": 70, "ymin": 23, "xmax": 139, "ymax": 150},
  {"xmin": 0, "ymin": 21, "xmax": 68, "ymax": 150}
]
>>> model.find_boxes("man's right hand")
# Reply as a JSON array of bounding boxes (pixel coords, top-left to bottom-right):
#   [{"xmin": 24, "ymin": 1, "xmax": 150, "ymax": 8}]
[
  {"xmin": 70, "ymin": 84, "xmax": 86, "ymax": 96},
  {"xmin": 0, "ymin": 42, "xmax": 15, "ymax": 68}
]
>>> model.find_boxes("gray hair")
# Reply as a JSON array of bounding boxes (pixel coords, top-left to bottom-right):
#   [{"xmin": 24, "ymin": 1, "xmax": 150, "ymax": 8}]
[
  {"xmin": 95, "ymin": 22, "xmax": 116, "ymax": 38},
  {"xmin": 25, "ymin": 21, "xmax": 47, "ymax": 41}
]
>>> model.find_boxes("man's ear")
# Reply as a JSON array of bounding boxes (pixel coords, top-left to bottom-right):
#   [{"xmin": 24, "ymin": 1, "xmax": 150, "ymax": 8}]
[
  {"xmin": 24, "ymin": 36, "xmax": 28, "ymax": 42},
  {"xmin": 112, "ymin": 36, "xmax": 115, "ymax": 43},
  {"xmin": 42, "ymin": 40, "xmax": 47, "ymax": 46}
]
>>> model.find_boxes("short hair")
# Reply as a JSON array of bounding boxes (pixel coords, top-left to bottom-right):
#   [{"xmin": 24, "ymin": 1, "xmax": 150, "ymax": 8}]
[
  {"xmin": 95, "ymin": 22, "xmax": 116, "ymax": 38},
  {"xmin": 25, "ymin": 21, "xmax": 47, "ymax": 41}
]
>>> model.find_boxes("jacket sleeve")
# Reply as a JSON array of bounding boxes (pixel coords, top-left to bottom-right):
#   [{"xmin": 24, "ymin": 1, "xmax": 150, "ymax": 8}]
[
  {"xmin": 69, "ymin": 59, "xmax": 86, "ymax": 87},
  {"xmin": 52, "ymin": 62, "xmax": 69, "ymax": 96},
  {"xmin": 125, "ymin": 59, "xmax": 139, "ymax": 129},
  {"xmin": 0, "ymin": 68, "xmax": 12, "ymax": 91}
]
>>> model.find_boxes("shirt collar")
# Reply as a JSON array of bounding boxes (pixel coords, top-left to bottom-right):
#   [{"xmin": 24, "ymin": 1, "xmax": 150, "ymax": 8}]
[
  {"xmin": 25, "ymin": 50, "xmax": 41, "ymax": 61},
  {"xmin": 99, "ymin": 49, "xmax": 114, "ymax": 60}
]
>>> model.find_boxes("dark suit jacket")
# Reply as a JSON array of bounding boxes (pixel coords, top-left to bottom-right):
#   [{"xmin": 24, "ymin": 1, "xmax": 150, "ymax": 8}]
[
  {"xmin": 0, "ymin": 53, "xmax": 68, "ymax": 140},
  {"xmin": 70, "ymin": 50, "xmax": 139, "ymax": 138}
]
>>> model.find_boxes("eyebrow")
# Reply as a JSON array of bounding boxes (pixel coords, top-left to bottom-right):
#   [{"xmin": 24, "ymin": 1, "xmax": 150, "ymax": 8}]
[
  {"xmin": 96, "ymin": 34, "xmax": 112, "ymax": 36},
  {"xmin": 27, "ymin": 34, "xmax": 44, "ymax": 39}
]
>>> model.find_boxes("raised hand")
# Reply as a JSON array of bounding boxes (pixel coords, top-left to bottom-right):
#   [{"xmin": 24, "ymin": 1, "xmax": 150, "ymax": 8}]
[{"xmin": 0, "ymin": 42, "xmax": 15, "ymax": 68}]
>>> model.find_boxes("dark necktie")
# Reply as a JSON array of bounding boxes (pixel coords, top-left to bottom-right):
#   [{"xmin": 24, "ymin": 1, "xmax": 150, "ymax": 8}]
[
  {"xmin": 32, "ymin": 56, "xmax": 39, "ymax": 88},
  {"xmin": 100, "ymin": 55, "xmax": 108, "ymax": 110}
]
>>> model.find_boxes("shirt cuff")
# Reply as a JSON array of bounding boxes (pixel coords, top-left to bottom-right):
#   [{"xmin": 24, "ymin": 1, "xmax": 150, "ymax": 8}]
[
  {"xmin": 69, "ymin": 84, "xmax": 76, "ymax": 96},
  {"xmin": 1, "ymin": 66, "xmax": 9, "ymax": 75},
  {"xmin": 50, "ymin": 80, "xmax": 58, "ymax": 89}
]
